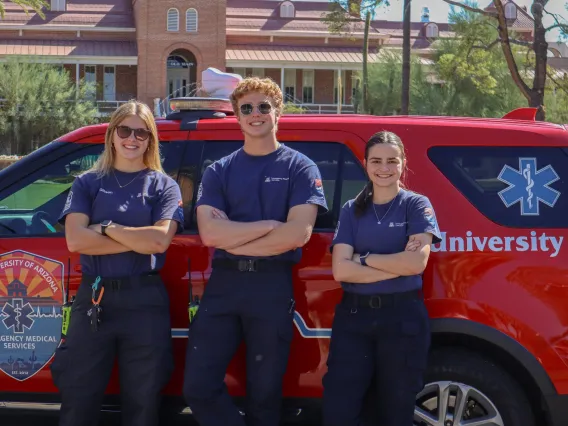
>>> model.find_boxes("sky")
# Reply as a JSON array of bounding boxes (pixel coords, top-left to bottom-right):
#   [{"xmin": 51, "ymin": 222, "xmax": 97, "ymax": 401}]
[
  {"xmin": 304, "ymin": 0, "xmax": 567, "ymax": 42},
  {"xmin": 374, "ymin": 0, "xmax": 566, "ymax": 41}
]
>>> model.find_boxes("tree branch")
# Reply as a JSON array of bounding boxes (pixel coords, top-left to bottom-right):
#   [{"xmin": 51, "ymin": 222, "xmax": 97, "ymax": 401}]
[
  {"xmin": 493, "ymin": 0, "xmax": 532, "ymax": 101},
  {"xmin": 471, "ymin": 38, "xmax": 500, "ymax": 49},
  {"xmin": 544, "ymin": 8, "xmax": 568, "ymax": 34},
  {"xmin": 509, "ymin": 38, "xmax": 533, "ymax": 48},
  {"xmin": 546, "ymin": 23, "xmax": 568, "ymax": 33},
  {"xmin": 440, "ymin": 0, "xmax": 497, "ymax": 17},
  {"xmin": 547, "ymin": 71, "xmax": 568, "ymax": 96}
]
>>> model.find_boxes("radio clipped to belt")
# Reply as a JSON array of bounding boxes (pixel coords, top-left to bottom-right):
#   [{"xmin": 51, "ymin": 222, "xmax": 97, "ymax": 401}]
[
  {"xmin": 61, "ymin": 259, "xmax": 75, "ymax": 338},
  {"xmin": 187, "ymin": 258, "xmax": 200, "ymax": 324}
]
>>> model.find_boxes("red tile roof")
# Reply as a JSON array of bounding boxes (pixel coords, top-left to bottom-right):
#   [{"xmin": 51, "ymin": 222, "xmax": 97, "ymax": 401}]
[
  {"xmin": 226, "ymin": 44, "xmax": 381, "ymax": 64},
  {"xmin": 0, "ymin": 39, "xmax": 136, "ymax": 57},
  {"xmin": 227, "ymin": 0, "xmax": 332, "ymax": 19},
  {"xmin": 484, "ymin": 0, "xmax": 534, "ymax": 30},
  {"xmin": 0, "ymin": 0, "xmax": 134, "ymax": 28}
]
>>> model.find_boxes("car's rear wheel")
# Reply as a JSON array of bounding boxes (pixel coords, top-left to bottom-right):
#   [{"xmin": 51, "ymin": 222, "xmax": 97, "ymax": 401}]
[{"xmin": 414, "ymin": 348, "xmax": 536, "ymax": 426}]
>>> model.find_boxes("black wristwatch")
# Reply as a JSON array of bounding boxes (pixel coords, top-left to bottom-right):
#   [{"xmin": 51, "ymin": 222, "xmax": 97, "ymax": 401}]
[
  {"xmin": 101, "ymin": 220, "xmax": 112, "ymax": 236},
  {"xmin": 360, "ymin": 252, "xmax": 370, "ymax": 266}
]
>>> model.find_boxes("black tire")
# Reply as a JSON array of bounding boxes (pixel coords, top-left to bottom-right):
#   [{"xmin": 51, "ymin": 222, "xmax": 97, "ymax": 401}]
[{"xmin": 419, "ymin": 348, "xmax": 536, "ymax": 426}]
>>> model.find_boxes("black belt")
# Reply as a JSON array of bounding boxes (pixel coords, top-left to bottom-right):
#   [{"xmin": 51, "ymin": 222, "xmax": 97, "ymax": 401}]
[
  {"xmin": 341, "ymin": 289, "xmax": 422, "ymax": 309},
  {"xmin": 82, "ymin": 272, "xmax": 160, "ymax": 290},
  {"xmin": 212, "ymin": 258, "xmax": 294, "ymax": 273}
]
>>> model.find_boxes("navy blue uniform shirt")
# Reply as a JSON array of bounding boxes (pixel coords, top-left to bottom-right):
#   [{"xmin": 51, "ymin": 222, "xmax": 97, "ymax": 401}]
[
  {"xmin": 59, "ymin": 168, "xmax": 184, "ymax": 277},
  {"xmin": 196, "ymin": 144, "xmax": 328, "ymax": 263},
  {"xmin": 331, "ymin": 188, "xmax": 441, "ymax": 294}
]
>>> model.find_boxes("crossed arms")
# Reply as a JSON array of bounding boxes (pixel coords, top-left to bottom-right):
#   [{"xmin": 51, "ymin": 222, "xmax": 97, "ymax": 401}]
[
  {"xmin": 65, "ymin": 213, "xmax": 178, "ymax": 255},
  {"xmin": 196, "ymin": 204, "xmax": 318, "ymax": 257},
  {"xmin": 332, "ymin": 233, "xmax": 434, "ymax": 284}
]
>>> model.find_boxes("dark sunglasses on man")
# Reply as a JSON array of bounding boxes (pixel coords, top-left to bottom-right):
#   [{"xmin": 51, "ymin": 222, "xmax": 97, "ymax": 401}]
[
  {"xmin": 116, "ymin": 125, "xmax": 152, "ymax": 141},
  {"xmin": 239, "ymin": 102, "xmax": 273, "ymax": 116}
]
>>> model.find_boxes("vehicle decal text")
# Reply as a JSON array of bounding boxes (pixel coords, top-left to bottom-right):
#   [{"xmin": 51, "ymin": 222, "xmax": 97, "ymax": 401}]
[
  {"xmin": 431, "ymin": 231, "xmax": 563, "ymax": 258},
  {"xmin": 0, "ymin": 251, "xmax": 64, "ymax": 381}
]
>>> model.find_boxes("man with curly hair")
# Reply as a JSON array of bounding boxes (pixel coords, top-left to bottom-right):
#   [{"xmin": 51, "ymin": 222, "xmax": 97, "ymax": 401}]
[{"xmin": 183, "ymin": 77, "xmax": 328, "ymax": 426}]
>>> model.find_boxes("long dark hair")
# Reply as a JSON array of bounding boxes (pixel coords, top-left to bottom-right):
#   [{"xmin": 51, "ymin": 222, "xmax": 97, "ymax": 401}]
[{"xmin": 354, "ymin": 131, "xmax": 407, "ymax": 217}]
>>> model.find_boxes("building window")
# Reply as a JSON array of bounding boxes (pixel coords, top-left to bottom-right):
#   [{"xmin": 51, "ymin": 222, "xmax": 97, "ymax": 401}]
[
  {"xmin": 284, "ymin": 69, "xmax": 296, "ymax": 101},
  {"xmin": 280, "ymin": 1, "xmax": 295, "ymax": 18},
  {"xmin": 351, "ymin": 74, "xmax": 360, "ymax": 101},
  {"xmin": 251, "ymin": 68, "xmax": 265, "ymax": 78},
  {"xmin": 50, "ymin": 0, "xmax": 66, "ymax": 12},
  {"xmin": 504, "ymin": 2, "xmax": 517, "ymax": 20},
  {"xmin": 302, "ymin": 70, "xmax": 314, "ymax": 103},
  {"xmin": 232, "ymin": 68, "xmax": 246, "ymax": 77},
  {"xmin": 103, "ymin": 66, "xmax": 115, "ymax": 101},
  {"xmin": 84, "ymin": 65, "xmax": 96, "ymax": 100},
  {"xmin": 167, "ymin": 8, "xmax": 179, "ymax": 32},
  {"xmin": 186, "ymin": 8, "xmax": 198, "ymax": 32},
  {"xmin": 426, "ymin": 23, "xmax": 439, "ymax": 38}
]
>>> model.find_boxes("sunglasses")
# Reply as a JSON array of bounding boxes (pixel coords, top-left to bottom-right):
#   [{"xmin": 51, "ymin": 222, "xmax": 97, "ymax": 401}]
[
  {"xmin": 239, "ymin": 102, "xmax": 273, "ymax": 116},
  {"xmin": 116, "ymin": 125, "xmax": 151, "ymax": 141}
]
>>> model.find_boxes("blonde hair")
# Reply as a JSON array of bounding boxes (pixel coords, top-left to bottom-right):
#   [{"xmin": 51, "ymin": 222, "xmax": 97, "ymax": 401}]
[
  {"xmin": 230, "ymin": 77, "xmax": 284, "ymax": 117},
  {"xmin": 91, "ymin": 100, "xmax": 163, "ymax": 177}
]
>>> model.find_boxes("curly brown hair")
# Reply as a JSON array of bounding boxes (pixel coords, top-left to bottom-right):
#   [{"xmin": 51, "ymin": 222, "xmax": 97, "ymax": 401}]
[{"xmin": 230, "ymin": 77, "xmax": 284, "ymax": 117}]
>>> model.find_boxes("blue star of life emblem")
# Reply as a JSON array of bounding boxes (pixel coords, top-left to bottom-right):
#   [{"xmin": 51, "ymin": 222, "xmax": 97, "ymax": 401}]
[
  {"xmin": 497, "ymin": 158, "xmax": 560, "ymax": 216},
  {"xmin": 2, "ymin": 298, "xmax": 35, "ymax": 334}
]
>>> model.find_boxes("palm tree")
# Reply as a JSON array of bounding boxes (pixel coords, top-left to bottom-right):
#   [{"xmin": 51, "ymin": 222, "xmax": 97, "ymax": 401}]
[{"xmin": 0, "ymin": 0, "xmax": 48, "ymax": 19}]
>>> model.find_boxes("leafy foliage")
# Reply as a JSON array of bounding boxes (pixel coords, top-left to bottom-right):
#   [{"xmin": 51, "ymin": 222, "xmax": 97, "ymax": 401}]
[
  {"xmin": 0, "ymin": 0, "xmax": 48, "ymax": 19},
  {"xmin": 0, "ymin": 58, "xmax": 99, "ymax": 155},
  {"xmin": 359, "ymin": 0, "xmax": 568, "ymax": 123}
]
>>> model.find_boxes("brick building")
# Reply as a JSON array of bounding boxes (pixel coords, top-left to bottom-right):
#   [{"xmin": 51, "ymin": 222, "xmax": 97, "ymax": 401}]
[{"xmin": 0, "ymin": 0, "xmax": 544, "ymax": 115}]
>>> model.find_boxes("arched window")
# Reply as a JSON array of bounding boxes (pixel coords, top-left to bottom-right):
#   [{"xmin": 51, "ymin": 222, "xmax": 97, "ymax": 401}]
[
  {"xmin": 426, "ymin": 23, "xmax": 439, "ymax": 38},
  {"xmin": 167, "ymin": 8, "xmax": 179, "ymax": 32},
  {"xmin": 280, "ymin": 1, "xmax": 295, "ymax": 18},
  {"xmin": 504, "ymin": 2, "xmax": 517, "ymax": 20},
  {"xmin": 186, "ymin": 8, "xmax": 198, "ymax": 32}
]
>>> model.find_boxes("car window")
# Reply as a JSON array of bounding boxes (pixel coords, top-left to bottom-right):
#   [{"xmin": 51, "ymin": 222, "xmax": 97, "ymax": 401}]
[
  {"xmin": 0, "ymin": 142, "xmax": 184, "ymax": 237},
  {"xmin": 177, "ymin": 141, "xmax": 204, "ymax": 231},
  {"xmin": 428, "ymin": 146, "xmax": 568, "ymax": 228},
  {"xmin": 190, "ymin": 141, "xmax": 367, "ymax": 231}
]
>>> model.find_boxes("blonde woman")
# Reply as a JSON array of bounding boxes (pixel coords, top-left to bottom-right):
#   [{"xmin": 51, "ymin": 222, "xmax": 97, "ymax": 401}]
[{"xmin": 50, "ymin": 100, "xmax": 184, "ymax": 426}]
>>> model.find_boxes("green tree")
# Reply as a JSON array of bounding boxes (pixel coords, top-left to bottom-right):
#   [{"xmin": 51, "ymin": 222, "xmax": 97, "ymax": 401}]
[
  {"xmin": 0, "ymin": 0, "xmax": 49, "ymax": 19},
  {"xmin": 441, "ymin": 0, "xmax": 568, "ymax": 121},
  {"xmin": 0, "ymin": 58, "xmax": 99, "ymax": 155},
  {"xmin": 362, "ymin": 8, "xmax": 528, "ymax": 119},
  {"xmin": 322, "ymin": 0, "xmax": 389, "ymax": 113}
]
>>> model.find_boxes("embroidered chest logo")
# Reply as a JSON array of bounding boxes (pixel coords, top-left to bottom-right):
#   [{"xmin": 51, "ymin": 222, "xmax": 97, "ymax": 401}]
[
  {"xmin": 497, "ymin": 158, "xmax": 560, "ymax": 216},
  {"xmin": 264, "ymin": 177, "xmax": 289, "ymax": 183}
]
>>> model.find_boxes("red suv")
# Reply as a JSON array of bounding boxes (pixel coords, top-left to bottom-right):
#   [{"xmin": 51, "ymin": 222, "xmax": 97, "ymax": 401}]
[{"xmin": 0, "ymin": 102, "xmax": 567, "ymax": 426}]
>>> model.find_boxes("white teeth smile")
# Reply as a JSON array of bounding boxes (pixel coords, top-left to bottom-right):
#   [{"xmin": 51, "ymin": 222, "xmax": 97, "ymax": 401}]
[
  {"xmin": 124, "ymin": 145, "xmax": 138, "ymax": 150},
  {"xmin": 250, "ymin": 122, "xmax": 263, "ymax": 126},
  {"xmin": 377, "ymin": 175, "xmax": 392, "ymax": 178}
]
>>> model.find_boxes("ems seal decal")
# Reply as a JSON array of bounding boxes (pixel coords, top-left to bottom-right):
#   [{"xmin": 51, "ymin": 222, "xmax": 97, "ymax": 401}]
[
  {"xmin": 498, "ymin": 157, "xmax": 560, "ymax": 216},
  {"xmin": 0, "ymin": 250, "xmax": 64, "ymax": 381}
]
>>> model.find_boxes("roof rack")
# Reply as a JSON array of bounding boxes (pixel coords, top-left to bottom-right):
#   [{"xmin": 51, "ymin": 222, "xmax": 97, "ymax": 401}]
[{"xmin": 165, "ymin": 67, "xmax": 241, "ymax": 126}]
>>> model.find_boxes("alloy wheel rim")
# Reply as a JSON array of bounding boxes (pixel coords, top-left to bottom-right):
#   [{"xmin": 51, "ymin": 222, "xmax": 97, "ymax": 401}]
[{"xmin": 414, "ymin": 381, "xmax": 505, "ymax": 426}]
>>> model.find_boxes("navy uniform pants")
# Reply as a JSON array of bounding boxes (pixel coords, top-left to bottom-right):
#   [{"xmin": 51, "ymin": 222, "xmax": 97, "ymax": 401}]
[
  {"xmin": 50, "ymin": 273, "xmax": 173, "ymax": 426},
  {"xmin": 322, "ymin": 290, "xmax": 430, "ymax": 426},
  {"xmin": 183, "ymin": 260, "xmax": 295, "ymax": 426}
]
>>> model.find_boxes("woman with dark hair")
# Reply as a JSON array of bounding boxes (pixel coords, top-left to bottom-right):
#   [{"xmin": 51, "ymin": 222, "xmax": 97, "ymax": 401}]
[{"xmin": 322, "ymin": 130, "xmax": 442, "ymax": 426}]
